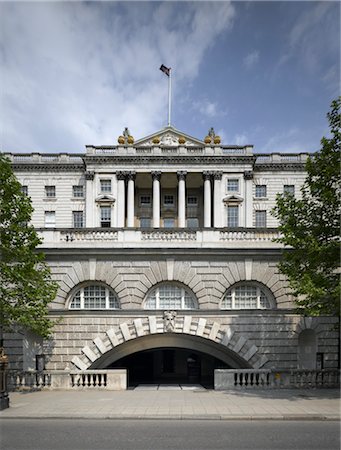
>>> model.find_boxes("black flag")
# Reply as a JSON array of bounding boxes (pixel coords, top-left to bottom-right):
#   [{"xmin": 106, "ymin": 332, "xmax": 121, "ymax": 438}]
[{"xmin": 160, "ymin": 64, "xmax": 171, "ymax": 77}]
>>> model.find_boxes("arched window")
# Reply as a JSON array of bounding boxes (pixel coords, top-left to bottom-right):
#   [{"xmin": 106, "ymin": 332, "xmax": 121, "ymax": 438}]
[
  {"xmin": 221, "ymin": 283, "xmax": 274, "ymax": 310},
  {"xmin": 69, "ymin": 284, "xmax": 120, "ymax": 310},
  {"xmin": 144, "ymin": 284, "xmax": 198, "ymax": 310}
]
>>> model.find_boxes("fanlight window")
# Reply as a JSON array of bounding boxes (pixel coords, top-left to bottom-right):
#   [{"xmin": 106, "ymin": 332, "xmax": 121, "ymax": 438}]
[
  {"xmin": 145, "ymin": 285, "xmax": 197, "ymax": 310},
  {"xmin": 221, "ymin": 284, "xmax": 273, "ymax": 310},
  {"xmin": 69, "ymin": 285, "xmax": 120, "ymax": 310}
]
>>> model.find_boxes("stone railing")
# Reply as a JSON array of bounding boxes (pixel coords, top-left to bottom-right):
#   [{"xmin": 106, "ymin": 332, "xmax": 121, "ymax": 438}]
[
  {"xmin": 38, "ymin": 228, "xmax": 283, "ymax": 249},
  {"xmin": 141, "ymin": 230, "xmax": 197, "ymax": 241},
  {"xmin": 7, "ymin": 369, "xmax": 127, "ymax": 391},
  {"xmin": 219, "ymin": 230, "xmax": 281, "ymax": 241},
  {"xmin": 61, "ymin": 230, "xmax": 118, "ymax": 242},
  {"xmin": 255, "ymin": 153, "xmax": 309, "ymax": 164},
  {"xmin": 214, "ymin": 369, "xmax": 340, "ymax": 390},
  {"xmin": 4, "ymin": 153, "xmax": 84, "ymax": 164}
]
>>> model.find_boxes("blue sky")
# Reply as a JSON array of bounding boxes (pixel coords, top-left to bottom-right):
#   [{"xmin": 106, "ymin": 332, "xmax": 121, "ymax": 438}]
[{"xmin": 0, "ymin": 1, "xmax": 339, "ymax": 154}]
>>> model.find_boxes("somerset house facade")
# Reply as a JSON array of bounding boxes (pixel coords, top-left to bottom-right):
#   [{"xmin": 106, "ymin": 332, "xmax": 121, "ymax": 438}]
[{"xmin": 4, "ymin": 126, "xmax": 338, "ymax": 388}]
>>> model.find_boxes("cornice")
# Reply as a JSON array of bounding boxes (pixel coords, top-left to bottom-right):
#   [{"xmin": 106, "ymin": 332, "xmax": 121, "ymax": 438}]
[
  {"xmin": 12, "ymin": 163, "xmax": 85, "ymax": 172},
  {"xmin": 254, "ymin": 163, "xmax": 306, "ymax": 172},
  {"xmin": 82, "ymin": 155, "xmax": 256, "ymax": 165}
]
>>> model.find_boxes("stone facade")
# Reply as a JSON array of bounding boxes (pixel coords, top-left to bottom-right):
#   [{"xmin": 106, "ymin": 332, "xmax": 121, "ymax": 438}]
[{"xmin": 4, "ymin": 126, "xmax": 338, "ymax": 385}]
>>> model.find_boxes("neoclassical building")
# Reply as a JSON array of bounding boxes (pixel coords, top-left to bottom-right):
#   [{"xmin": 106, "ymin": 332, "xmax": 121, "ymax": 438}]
[{"xmin": 4, "ymin": 126, "xmax": 338, "ymax": 387}]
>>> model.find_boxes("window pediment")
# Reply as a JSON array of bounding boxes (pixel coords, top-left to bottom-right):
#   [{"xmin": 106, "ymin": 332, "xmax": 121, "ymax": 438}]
[
  {"xmin": 223, "ymin": 194, "xmax": 243, "ymax": 204},
  {"xmin": 95, "ymin": 194, "xmax": 115, "ymax": 204}
]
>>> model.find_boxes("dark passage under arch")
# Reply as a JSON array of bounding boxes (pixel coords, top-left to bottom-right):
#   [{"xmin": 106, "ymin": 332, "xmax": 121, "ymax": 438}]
[{"xmin": 90, "ymin": 333, "xmax": 251, "ymax": 388}]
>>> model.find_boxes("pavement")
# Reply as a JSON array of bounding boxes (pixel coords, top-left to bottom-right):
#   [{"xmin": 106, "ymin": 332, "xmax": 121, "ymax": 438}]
[{"xmin": 1, "ymin": 385, "xmax": 340, "ymax": 421}]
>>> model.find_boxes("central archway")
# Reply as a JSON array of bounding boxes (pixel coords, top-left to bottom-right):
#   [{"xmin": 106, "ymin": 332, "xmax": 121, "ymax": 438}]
[
  {"xmin": 71, "ymin": 316, "xmax": 269, "ymax": 376},
  {"xmin": 90, "ymin": 334, "xmax": 251, "ymax": 388}
]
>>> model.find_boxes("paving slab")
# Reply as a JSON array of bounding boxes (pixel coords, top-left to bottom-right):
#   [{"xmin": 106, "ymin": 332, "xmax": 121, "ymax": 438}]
[{"xmin": 0, "ymin": 388, "xmax": 339, "ymax": 421}]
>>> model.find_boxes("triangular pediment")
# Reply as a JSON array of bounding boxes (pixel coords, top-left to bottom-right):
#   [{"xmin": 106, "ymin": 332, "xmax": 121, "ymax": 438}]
[{"xmin": 134, "ymin": 126, "xmax": 204, "ymax": 147}]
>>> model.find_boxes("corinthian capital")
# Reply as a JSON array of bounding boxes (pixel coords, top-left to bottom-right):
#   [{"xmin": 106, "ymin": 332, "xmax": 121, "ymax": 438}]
[
  {"xmin": 151, "ymin": 171, "xmax": 162, "ymax": 181},
  {"xmin": 177, "ymin": 171, "xmax": 187, "ymax": 181}
]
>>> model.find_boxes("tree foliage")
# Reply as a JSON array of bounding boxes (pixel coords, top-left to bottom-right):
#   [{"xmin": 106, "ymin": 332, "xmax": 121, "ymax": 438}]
[
  {"xmin": 272, "ymin": 98, "xmax": 340, "ymax": 316},
  {"xmin": 0, "ymin": 155, "xmax": 57, "ymax": 338}
]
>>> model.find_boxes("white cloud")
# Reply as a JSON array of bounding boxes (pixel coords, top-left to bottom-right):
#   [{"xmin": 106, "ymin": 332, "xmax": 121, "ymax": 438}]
[
  {"xmin": 243, "ymin": 50, "xmax": 259, "ymax": 69},
  {"xmin": 277, "ymin": 2, "xmax": 338, "ymax": 72},
  {"xmin": 0, "ymin": 2, "xmax": 235, "ymax": 152}
]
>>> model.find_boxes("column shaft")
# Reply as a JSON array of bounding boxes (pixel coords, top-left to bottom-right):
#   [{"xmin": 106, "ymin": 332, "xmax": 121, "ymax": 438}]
[
  {"xmin": 213, "ymin": 172, "xmax": 223, "ymax": 228},
  {"xmin": 203, "ymin": 171, "xmax": 211, "ymax": 228},
  {"xmin": 116, "ymin": 172, "xmax": 126, "ymax": 227},
  {"xmin": 127, "ymin": 172, "xmax": 136, "ymax": 227},
  {"xmin": 85, "ymin": 172, "xmax": 95, "ymax": 227},
  {"xmin": 177, "ymin": 171, "xmax": 187, "ymax": 228},
  {"xmin": 152, "ymin": 171, "xmax": 161, "ymax": 228}
]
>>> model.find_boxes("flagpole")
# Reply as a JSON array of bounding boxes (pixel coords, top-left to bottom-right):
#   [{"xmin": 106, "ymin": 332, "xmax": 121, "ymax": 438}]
[{"xmin": 168, "ymin": 68, "xmax": 171, "ymax": 127}]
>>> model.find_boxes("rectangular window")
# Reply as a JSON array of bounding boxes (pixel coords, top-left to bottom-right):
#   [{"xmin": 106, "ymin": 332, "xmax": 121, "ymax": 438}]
[
  {"xmin": 227, "ymin": 205, "xmax": 239, "ymax": 227},
  {"xmin": 100, "ymin": 180, "xmax": 111, "ymax": 193},
  {"xmin": 21, "ymin": 185, "xmax": 28, "ymax": 195},
  {"xmin": 45, "ymin": 186, "xmax": 56, "ymax": 197},
  {"xmin": 227, "ymin": 179, "xmax": 239, "ymax": 192},
  {"xmin": 140, "ymin": 217, "xmax": 151, "ymax": 228},
  {"xmin": 73, "ymin": 211, "xmax": 84, "ymax": 228},
  {"xmin": 73, "ymin": 185, "xmax": 84, "ymax": 198},
  {"xmin": 140, "ymin": 195, "xmax": 151, "ymax": 206},
  {"xmin": 283, "ymin": 185, "xmax": 295, "ymax": 195},
  {"xmin": 255, "ymin": 185, "xmax": 267, "ymax": 198},
  {"xmin": 100, "ymin": 206, "xmax": 111, "ymax": 228},
  {"xmin": 44, "ymin": 211, "xmax": 56, "ymax": 228},
  {"xmin": 255, "ymin": 210, "xmax": 267, "ymax": 227},
  {"xmin": 187, "ymin": 196, "xmax": 198, "ymax": 206},
  {"xmin": 187, "ymin": 218, "xmax": 199, "ymax": 228},
  {"xmin": 164, "ymin": 195, "xmax": 174, "ymax": 206},
  {"xmin": 164, "ymin": 218, "xmax": 175, "ymax": 228}
]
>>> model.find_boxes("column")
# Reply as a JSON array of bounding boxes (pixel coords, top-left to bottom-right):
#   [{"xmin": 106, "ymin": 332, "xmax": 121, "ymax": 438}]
[
  {"xmin": 116, "ymin": 171, "xmax": 126, "ymax": 227},
  {"xmin": 213, "ymin": 171, "xmax": 223, "ymax": 228},
  {"xmin": 151, "ymin": 171, "xmax": 161, "ymax": 228},
  {"xmin": 244, "ymin": 170, "xmax": 253, "ymax": 227},
  {"xmin": 85, "ymin": 171, "xmax": 95, "ymax": 227},
  {"xmin": 177, "ymin": 171, "xmax": 187, "ymax": 228},
  {"xmin": 203, "ymin": 171, "xmax": 212, "ymax": 228},
  {"xmin": 127, "ymin": 171, "xmax": 136, "ymax": 227}
]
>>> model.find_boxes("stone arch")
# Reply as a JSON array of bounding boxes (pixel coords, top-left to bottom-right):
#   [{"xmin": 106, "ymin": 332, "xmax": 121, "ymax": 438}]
[
  {"xmin": 71, "ymin": 315, "xmax": 268, "ymax": 370},
  {"xmin": 212, "ymin": 260, "xmax": 291, "ymax": 309}
]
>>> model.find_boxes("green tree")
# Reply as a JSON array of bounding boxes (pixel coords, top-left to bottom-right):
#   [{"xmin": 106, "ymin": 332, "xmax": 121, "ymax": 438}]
[
  {"xmin": 0, "ymin": 155, "xmax": 57, "ymax": 344},
  {"xmin": 272, "ymin": 98, "xmax": 340, "ymax": 317}
]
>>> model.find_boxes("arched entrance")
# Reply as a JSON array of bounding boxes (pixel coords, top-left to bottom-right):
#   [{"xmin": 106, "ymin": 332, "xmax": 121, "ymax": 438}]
[
  {"xmin": 89, "ymin": 333, "xmax": 251, "ymax": 388},
  {"xmin": 71, "ymin": 316, "xmax": 269, "ymax": 387}
]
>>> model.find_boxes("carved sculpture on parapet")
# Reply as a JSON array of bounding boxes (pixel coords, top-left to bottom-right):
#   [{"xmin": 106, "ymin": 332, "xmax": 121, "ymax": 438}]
[
  {"xmin": 163, "ymin": 310, "xmax": 177, "ymax": 332},
  {"xmin": 118, "ymin": 127, "xmax": 134, "ymax": 145},
  {"xmin": 204, "ymin": 127, "xmax": 221, "ymax": 145}
]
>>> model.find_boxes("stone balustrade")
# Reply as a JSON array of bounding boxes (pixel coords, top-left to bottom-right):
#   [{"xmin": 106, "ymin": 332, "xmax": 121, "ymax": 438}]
[
  {"xmin": 4, "ymin": 150, "xmax": 310, "ymax": 163},
  {"xmin": 214, "ymin": 369, "xmax": 340, "ymax": 390},
  {"xmin": 7, "ymin": 369, "xmax": 127, "ymax": 391},
  {"xmin": 37, "ymin": 228, "xmax": 283, "ymax": 249},
  {"xmin": 255, "ymin": 153, "xmax": 309, "ymax": 164}
]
